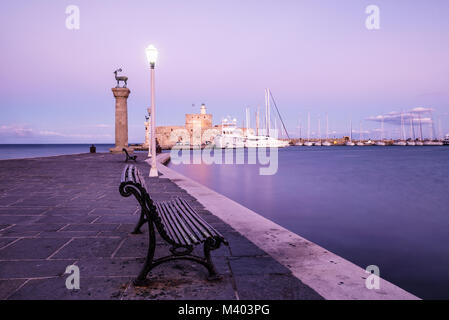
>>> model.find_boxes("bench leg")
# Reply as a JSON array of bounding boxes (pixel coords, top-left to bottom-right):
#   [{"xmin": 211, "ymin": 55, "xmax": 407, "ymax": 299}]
[
  {"xmin": 131, "ymin": 209, "xmax": 146, "ymax": 234},
  {"xmin": 133, "ymin": 221, "xmax": 156, "ymax": 286},
  {"xmin": 204, "ymin": 239, "xmax": 221, "ymax": 281}
]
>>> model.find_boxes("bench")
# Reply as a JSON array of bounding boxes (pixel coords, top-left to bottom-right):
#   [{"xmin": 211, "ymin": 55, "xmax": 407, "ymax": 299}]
[
  {"xmin": 119, "ymin": 165, "xmax": 228, "ymax": 285},
  {"xmin": 123, "ymin": 148, "xmax": 137, "ymax": 162}
]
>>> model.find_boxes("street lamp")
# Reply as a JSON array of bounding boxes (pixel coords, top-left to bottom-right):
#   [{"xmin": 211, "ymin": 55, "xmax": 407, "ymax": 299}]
[{"xmin": 145, "ymin": 45, "xmax": 159, "ymax": 177}]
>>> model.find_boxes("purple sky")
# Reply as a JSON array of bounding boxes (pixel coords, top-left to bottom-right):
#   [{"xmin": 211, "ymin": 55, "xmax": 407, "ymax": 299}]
[{"xmin": 1, "ymin": 0, "xmax": 449, "ymax": 143}]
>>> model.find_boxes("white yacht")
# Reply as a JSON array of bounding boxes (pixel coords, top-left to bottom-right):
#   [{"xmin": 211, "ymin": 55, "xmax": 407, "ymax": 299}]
[
  {"xmin": 242, "ymin": 89, "xmax": 290, "ymax": 148},
  {"xmin": 322, "ymin": 141, "xmax": 332, "ymax": 146},
  {"xmin": 214, "ymin": 118, "xmax": 245, "ymax": 149},
  {"xmin": 246, "ymin": 135, "xmax": 289, "ymax": 148},
  {"xmin": 406, "ymin": 140, "xmax": 416, "ymax": 146},
  {"xmin": 393, "ymin": 141, "xmax": 407, "ymax": 146},
  {"xmin": 415, "ymin": 140, "xmax": 424, "ymax": 146}
]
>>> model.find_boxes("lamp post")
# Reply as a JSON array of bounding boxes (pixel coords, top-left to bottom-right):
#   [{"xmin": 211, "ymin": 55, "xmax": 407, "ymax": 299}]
[{"xmin": 146, "ymin": 44, "xmax": 159, "ymax": 177}]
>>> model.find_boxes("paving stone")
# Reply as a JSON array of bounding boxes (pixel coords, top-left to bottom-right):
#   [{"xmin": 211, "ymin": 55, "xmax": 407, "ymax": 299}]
[
  {"xmin": 8, "ymin": 276, "xmax": 132, "ymax": 300},
  {"xmin": 51, "ymin": 238, "xmax": 123, "ymax": 259},
  {"xmin": 36, "ymin": 215, "xmax": 98, "ymax": 224},
  {"xmin": 62, "ymin": 223, "xmax": 119, "ymax": 232},
  {"xmin": 0, "ymin": 238, "xmax": 17, "ymax": 249},
  {"xmin": 229, "ymin": 256, "xmax": 291, "ymax": 275},
  {"xmin": 2, "ymin": 223, "xmax": 65, "ymax": 233},
  {"xmin": 0, "ymin": 260, "xmax": 75, "ymax": 278},
  {"xmin": 234, "ymin": 274, "xmax": 323, "ymax": 300},
  {"xmin": 0, "ymin": 207, "xmax": 48, "ymax": 215},
  {"xmin": 75, "ymin": 258, "xmax": 143, "ymax": 277},
  {"xmin": 225, "ymin": 232, "xmax": 268, "ymax": 257},
  {"xmin": 0, "ymin": 280, "xmax": 26, "ymax": 299},
  {"xmin": 0, "ymin": 238, "xmax": 69, "ymax": 259}
]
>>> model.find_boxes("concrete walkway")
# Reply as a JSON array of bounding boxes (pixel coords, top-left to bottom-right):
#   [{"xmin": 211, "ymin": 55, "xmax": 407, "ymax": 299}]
[{"xmin": 0, "ymin": 153, "xmax": 322, "ymax": 300}]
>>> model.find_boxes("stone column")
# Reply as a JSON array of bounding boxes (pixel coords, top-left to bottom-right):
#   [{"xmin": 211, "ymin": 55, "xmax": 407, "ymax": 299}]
[{"xmin": 110, "ymin": 88, "xmax": 132, "ymax": 153}]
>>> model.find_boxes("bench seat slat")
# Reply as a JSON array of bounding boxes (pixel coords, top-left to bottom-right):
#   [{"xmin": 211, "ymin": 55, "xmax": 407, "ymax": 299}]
[
  {"xmin": 171, "ymin": 200, "xmax": 211, "ymax": 240},
  {"xmin": 163, "ymin": 202, "xmax": 198, "ymax": 245},
  {"xmin": 177, "ymin": 198, "xmax": 225, "ymax": 240},
  {"xmin": 158, "ymin": 203, "xmax": 189, "ymax": 246},
  {"xmin": 155, "ymin": 202, "xmax": 179, "ymax": 244},
  {"xmin": 166, "ymin": 201, "xmax": 202, "ymax": 244}
]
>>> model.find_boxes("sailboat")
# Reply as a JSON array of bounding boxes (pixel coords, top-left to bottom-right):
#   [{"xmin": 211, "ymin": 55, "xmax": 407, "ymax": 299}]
[
  {"xmin": 304, "ymin": 112, "xmax": 314, "ymax": 146},
  {"xmin": 356, "ymin": 121, "xmax": 365, "ymax": 146},
  {"xmin": 375, "ymin": 116, "xmax": 386, "ymax": 146},
  {"xmin": 295, "ymin": 117, "xmax": 304, "ymax": 146},
  {"xmin": 393, "ymin": 112, "xmax": 407, "ymax": 146},
  {"xmin": 423, "ymin": 111, "xmax": 443, "ymax": 146},
  {"xmin": 315, "ymin": 116, "xmax": 322, "ymax": 146},
  {"xmin": 322, "ymin": 113, "xmax": 332, "ymax": 146},
  {"xmin": 415, "ymin": 112, "xmax": 424, "ymax": 146},
  {"xmin": 244, "ymin": 89, "xmax": 289, "ymax": 148},
  {"xmin": 407, "ymin": 115, "xmax": 416, "ymax": 146},
  {"xmin": 345, "ymin": 120, "xmax": 355, "ymax": 146}
]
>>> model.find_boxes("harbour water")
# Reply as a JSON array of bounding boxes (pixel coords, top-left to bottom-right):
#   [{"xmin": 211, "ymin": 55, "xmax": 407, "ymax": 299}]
[
  {"xmin": 168, "ymin": 146, "xmax": 449, "ymax": 299},
  {"xmin": 0, "ymin": 144, "xmax": 115, "ymax": 160}
]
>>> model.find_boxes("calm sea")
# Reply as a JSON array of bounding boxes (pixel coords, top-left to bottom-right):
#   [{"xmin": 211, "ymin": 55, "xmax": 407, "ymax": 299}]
[
  {"xmin": 0, "ymin": 144, "xmax": 115, "ymax": 160},
  {"xmin": 168, "ymin": 146, "xmax": 449, "ymax": 299}
]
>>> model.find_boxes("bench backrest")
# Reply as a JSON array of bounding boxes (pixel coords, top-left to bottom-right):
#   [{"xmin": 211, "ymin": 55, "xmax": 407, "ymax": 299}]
[{"xmin": 119, "ymin": 165, "xmax": 156, "ymax": 214}]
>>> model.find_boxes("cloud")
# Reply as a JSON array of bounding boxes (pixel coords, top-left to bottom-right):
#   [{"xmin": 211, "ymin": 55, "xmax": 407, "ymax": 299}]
[
  {"xmin": 0, "ymin": 125, "xmax": 34, "ymax": 137},
  {"xmin": 367, "ymin": 107, "xmax": 435, "ymax": 125},
  {"xmin": 0, "ymin": 124, "xmax": 112, "ymax": 141}
]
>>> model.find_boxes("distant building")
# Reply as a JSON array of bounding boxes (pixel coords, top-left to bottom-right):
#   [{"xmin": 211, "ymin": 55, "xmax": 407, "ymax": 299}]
[{"xmin": 156, "ymin": 104, "xmax": 216, "ymax": 149}]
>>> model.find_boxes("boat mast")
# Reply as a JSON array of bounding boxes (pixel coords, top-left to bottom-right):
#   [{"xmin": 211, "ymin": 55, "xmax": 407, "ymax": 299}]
[
  {"xmin": 400, "ymin": 112, "xmax": 405, "ymax": 141},
  {"xmin": 349, "ymin": 119, "xmax": 353, "ymax": 142},
  {"xmin": 409, "ymin": 114, "xmax": 415, "ymax": 140},
  {"xmin": 380, "ymin": 116, "xmax": 384, "ymax": 141},
  {"xmin": 256, "ymin": 108, "xmax": 260, "ymax": 136},
  {"xmin": 326, "ymin": 113, "xmax": 329, "ymax": 140},
  {"xmin": 265, "ymin": 89, "xmax": 270, "ymax": 137},
  {"xmin": 245, "ymin": 107, "xmax": 250, "ymax": 137},
  {"xmin": 359, "ymin": 121, "xmax": 363, "ymax": 141},
  {"xmin": 318, "ymin": 116, "xmax": 321, "ymax": 142},
  {"xmin": 307, "ymin": 112, "xmax": 311, "ymax": 141},
  {"xmin": 418, "ymin": 112, "xmax": 423, "ymax": 141},
  {"xmin": 429, "ymin": 110, "xmax": 435, "ymax": 141}
]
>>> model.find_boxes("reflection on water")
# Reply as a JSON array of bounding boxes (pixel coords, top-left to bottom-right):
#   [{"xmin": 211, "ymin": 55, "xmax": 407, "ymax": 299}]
[{"xmin": 168, "ymin": 146, "xmax": 449, "ymax": 299}]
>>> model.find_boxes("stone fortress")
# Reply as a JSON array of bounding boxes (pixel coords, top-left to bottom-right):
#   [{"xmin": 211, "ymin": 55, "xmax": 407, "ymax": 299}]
[{"xmin": 156, "ymin": 104, "xmax": 218, "ymax": 149}]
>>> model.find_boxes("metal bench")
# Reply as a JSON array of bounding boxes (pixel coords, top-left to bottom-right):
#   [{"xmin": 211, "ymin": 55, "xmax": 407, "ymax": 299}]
[
  {"xmin": 123, "ymin": 148, "xmax": 137, "ymax": 162},
  {"xmin": 119, "ymin": 165, "xmax": 228, "ymax": 285}
]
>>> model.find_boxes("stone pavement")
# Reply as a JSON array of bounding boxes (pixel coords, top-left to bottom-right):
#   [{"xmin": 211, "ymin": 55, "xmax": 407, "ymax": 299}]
[{"xmin": 0, "ymin": 153, "xmax": 322, "ymax": 300}]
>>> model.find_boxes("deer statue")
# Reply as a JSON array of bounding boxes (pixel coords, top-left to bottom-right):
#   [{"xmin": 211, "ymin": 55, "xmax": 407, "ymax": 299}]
[{"xmin": 114, "ymin": 68, "xmax": 128, "ymax": 88}]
